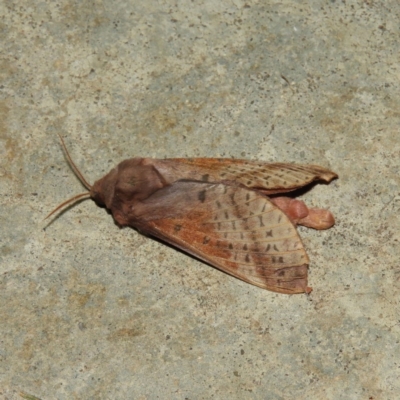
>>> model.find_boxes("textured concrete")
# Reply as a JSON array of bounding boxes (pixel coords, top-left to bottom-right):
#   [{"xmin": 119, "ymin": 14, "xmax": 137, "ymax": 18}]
[{"xmin": 1, "ymin": 1, "xmax": 400, "ymax": 399}]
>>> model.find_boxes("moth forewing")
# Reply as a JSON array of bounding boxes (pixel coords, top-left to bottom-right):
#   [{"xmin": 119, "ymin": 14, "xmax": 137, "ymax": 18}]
[{"xmin": 121, "ymin": 181, "xmax": 311, "ymax": 294}]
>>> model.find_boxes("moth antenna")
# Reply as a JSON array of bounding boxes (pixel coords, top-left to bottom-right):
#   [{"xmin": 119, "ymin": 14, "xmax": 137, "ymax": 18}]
[
  {"xmin": 44, "ymin": 192, "xmax": 91, "ymax": 220},
  {"xmin": 58, "ymin": 133, "xmax": 92, "ymax": 190}
]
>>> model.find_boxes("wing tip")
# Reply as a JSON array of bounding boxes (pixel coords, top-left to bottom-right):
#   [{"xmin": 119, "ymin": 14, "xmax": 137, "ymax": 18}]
[{"xmin": 308, "ymin": 165, "xmax": 338, "ymax": 183}]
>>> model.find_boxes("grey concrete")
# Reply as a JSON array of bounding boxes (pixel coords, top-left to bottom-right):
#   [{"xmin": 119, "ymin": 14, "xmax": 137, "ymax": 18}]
[{"xmin": 1, "ymin": 1, "xmax": 399, "ymax": 399}]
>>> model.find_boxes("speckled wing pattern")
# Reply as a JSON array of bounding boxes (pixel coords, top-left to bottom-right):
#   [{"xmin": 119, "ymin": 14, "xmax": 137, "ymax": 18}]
[
  {"xmin": 132, "ymin": 181, "xmax": 310, "ymax": 294},
  {"xmin": 153, "ymin": 158, "xmax": 337, "ymax": 193}
]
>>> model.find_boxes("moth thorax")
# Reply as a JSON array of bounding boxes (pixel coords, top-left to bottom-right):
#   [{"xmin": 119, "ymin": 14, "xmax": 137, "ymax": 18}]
[{"xmin": 114, "ymin": 163, "xmax": 165, "ymax": 202}]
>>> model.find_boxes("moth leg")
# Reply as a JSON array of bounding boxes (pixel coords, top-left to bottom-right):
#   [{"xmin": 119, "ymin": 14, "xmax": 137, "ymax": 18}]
[{"xmin": 270, "ymin": 197, "xmax": 335, "ymax": 230}]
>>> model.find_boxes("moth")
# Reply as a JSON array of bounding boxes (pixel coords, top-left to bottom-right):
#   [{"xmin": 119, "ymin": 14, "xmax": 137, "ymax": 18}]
[{"xmin": 48, "ymin": 135, "xmax": 337, "ymax": 294}]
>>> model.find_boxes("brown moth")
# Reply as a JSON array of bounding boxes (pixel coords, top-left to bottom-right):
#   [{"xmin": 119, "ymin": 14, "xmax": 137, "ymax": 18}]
[{"xmin": 48, "ymin": 136, "xmax": 337, "ymax": 294}]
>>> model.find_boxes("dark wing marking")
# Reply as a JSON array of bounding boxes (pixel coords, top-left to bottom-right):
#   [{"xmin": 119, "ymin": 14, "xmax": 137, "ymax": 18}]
[{"xmin": 130, "ymin": 181, "xmax": 310, "ymax": 294}]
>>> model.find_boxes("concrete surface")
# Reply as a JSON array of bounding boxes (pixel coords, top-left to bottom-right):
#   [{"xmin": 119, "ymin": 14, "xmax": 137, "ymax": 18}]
[{"xmin": 1, "ymin": 1, "xmax": 399, "ymax": 399}]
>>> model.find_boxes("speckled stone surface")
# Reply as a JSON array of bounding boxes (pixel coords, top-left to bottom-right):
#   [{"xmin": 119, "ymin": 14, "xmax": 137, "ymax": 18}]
[{"xmin": 1, "ymin": 1, "xmax": 400, "ymax": 399}]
